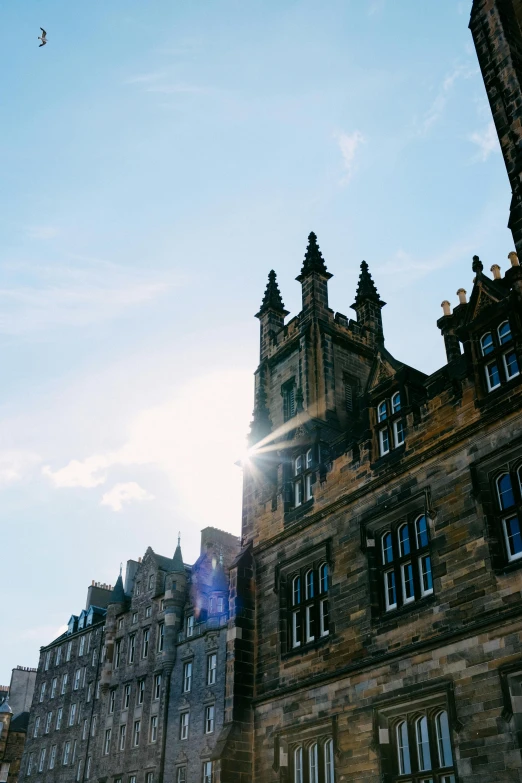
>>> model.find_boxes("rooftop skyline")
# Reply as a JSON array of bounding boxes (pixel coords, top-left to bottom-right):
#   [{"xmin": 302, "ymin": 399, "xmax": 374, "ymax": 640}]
[{"xmin": 0, "ymin": 0, "xmax": 513, "ymax": 682}]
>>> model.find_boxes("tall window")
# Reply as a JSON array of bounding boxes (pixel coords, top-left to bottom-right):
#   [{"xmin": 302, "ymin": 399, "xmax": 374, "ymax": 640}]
[
  {"xmin": 39, "ymin": 682, "xmax": 46, "ymax": 702},
  {"xmin": 74, "ymin": 669, "xmax": 81, "ymax": 690},
  {"xmin": 45, "ymin": 712, "xmax": 52, "ymax": 734},
  {"xmin": 49, "ymin": 746, "xmax": 57, "ymax": 771},
  {"xmin": 142, "ymin": 629, "xmax": 150, "ymax": 658},
  {"xmin": 51, "ymin": 678, "xmax": 57, "ymax": 698},
  {"xmin": 291, "ymin": 740, "xmax": 334, "ymax": 783},
  {"xmin": 85, "ymin": 757, "xmax": 91, "ymax": 780},
  {"xmin": 44, "ymin": 651, "xmax": 51, "ymax": 671},
  {"xmin": 183, "ymin": 662, "xmax": 193, "ymax": 693},
  {"xmin": 61, "ymin": 674, "xmax": 68, "ymax": 695},
  {"xmin": 283, "ymin": 381, "xmax": 296, "ymax": 422},
  {"xmin": 104, "ymin": 728, "xmax": 111, "ymax": 755},
  {"xmin": 138, "ymin": 679, "xmax": 145, "ymax": 705},
  {"xmin": 480, "ymin": 320, "xmax": 520, "ymax": 392},
  {"xmin": 379, "ymin": 514, "xmax": 433, "ymax": 612},
  {"xmin": 177, "ymin": 768, "xmax": 187, "ymax": 783},
  {"xmin": 154, "ymin": 673, "xmax": 162, "ymax": 700},
  {"xmin": 115, "ymin": 639, "xmax": 122, "ymax": 668},
  {"xmin": 495, "ymin": 468, "xmax": 522, "ymax": 563},
  {"xmin": 55, "ymin": 708, "xmax": 62, "ymax": 730},
  {"xmin": 377, "ymin": 392, "xmax": 405, "ymax": 456},
  {"xmin": 124, "ymin": 683, "xmax": 131, "ymax": 709},
  {"xmin": 292, "ymin": 449, "xmax": 315, "ymax": 508},
  {"xmin": 119, "ymin": 724, "xmax": 126, "ymax": 750},
  {"xmin": 207, "ymin": 654, "xmax": 217, "ymax": 686},
  {"xmin": 33, "ymin": 717, "xmax": 40, "ymax": 738},
  {"xmin": 79, "ymin": 636, "xmax": 85, "ymax": 656},
  {"xmin": 390, "ymin": 710, "xmax": 455, "ymax": 781},
  {"xmin": 129, "ymin": 634, "xmax": 136, "ymax": 663},
  {"xmin": 157, "ymin": 622, "xmax": 165, "ymax": 652},
  {"xmin": 38, "ymin": 750, "xmax": 46, "ymax": 774},
  {"xmin": 202, "ymin": 762, "xmax": 213, "ymax": 783},
  {"xmin": 150, "ymin": 715, "xmax": 158, "ymax": 743},
  {"xmin": 133, "ymin": 720, "xmax": 141, "ymax": 747},
  {"xmin": 55, "ymin": 646, "xmax": 62, "ymax": 666},
  {"xmin": 109, "ymin": 689, "xmax": 116, "ymax": 714},
  {"xmin": 290, "ymin": 562, "xmax": 330, "ymax": 650},
  {"xmin": 204, "ymin": 705, "xmax": 215, "ymax": 734},
  {"xmin": 180, "ymin": 712, "xmax": 189, "ymax": 740},
  {"xmin": 63, "ymin": 741, "xmax": 71, "ymax": 766},
  {"xmin": 66, "ymin": 642, "xmax": 72, "ymax": 662},
  {"xmin": 186, "ymin": 615, "xmax": 194, "ymax": 638},
  {"xmin": 69, "ymin": 703, "xmax": 77, "ymax": 726}
]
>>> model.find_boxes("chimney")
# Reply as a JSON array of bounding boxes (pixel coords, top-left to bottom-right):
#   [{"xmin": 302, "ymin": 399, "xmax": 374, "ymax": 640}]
[
  {"xmin": 508, "ymin": 251, "xmax": 520, "ymax": 267},
  {"xmin": 456, "ymin": 288, "xmax": 467, "ymax": 305},
  {"xmin": 441, "ymin": 300, "xmax": 451, "ymax": 316},
  {"xmin": 491, "ymin": 264, "xmax": 501, "ymax": 280}
]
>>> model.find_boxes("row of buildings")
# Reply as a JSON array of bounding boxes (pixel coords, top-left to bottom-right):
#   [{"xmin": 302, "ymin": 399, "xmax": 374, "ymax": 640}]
[{"xmin": 12, "ymin": 0, "xmax": 522, "ymax": 781}]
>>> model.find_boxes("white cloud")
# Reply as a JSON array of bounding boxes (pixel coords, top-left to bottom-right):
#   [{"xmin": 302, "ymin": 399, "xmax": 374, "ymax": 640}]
[
  {"xmin": 469, "ymin": 121, "xmax": 500, "ymax": 162},
  {"xmin": 41, "ymin": 370, "xmax": 252, "ymax": 531},
  {"xmin": 334, "ymin": 130, "xmax": 365, "ymax": 183},
  {"xmin": 101, "ymin": 482, "xmax": 154, "ymax": 512},
  {"xmin": 0, "ymin": 450, "xmax": 41, "ymax": 485},
  {"xmin": 419, "ymin": 63, "xmax": 477, "ymax": 135},
  {"xmin": 19, "ymin": 624, "xmax": 67, "ymax": 642}
]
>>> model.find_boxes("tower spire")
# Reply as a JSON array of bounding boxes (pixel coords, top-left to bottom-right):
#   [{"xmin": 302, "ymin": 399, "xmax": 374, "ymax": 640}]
[
  {"xmin": 257, "ymin": 270, "xmax": 288, "ymax": 316},
  {"xmin": 354, "ymin": 260, "xmax": 381, "ymax": 305},
  {"xmin": 297, "ymin": 232, "xmax": 330, "ymax": 279}
]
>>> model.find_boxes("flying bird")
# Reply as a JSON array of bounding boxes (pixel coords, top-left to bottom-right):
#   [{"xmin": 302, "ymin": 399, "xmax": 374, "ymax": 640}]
[{"xmin": 38, "ymin": 28, "xmax": 47, "ymax": 47}]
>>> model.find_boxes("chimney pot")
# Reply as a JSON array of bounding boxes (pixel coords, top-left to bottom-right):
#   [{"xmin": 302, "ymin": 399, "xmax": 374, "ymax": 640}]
[
  {"xmin": 508, "ymin": 251, "xmax": 520, "ymax": 267},
  {"xmin": 491, "ymin": 264, "xmax": 501, "ymax": 280},
  {"xmin": 441, "ymin": 300, "xmax": 451, "ymax": 316},
  {"xmin": 456, "ymin": 288, "xmax": 467, "ymax": 304},
  {"xmin": 91, "ymin": 580, "xmax": 95, "ymax": 586}
]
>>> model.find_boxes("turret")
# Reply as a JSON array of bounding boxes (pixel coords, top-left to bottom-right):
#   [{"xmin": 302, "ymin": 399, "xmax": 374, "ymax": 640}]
[
  {"xmin": 0, "ymin": 697, "xmax": 13, "ymax": 757},
  {"xmin": 296, "ymin": 232, "xmax": 333, "ymax": 317},
  {"xmin": 161, "ymin": 536, "xmax": 187, "ymax": 675},
  {"xmin": 100, "ymin": 573, "xmax": 126, "ymax": 692},
  {"xmin": 255, "ymin": 270, "xmax": 288, "ymax": 360},
  {"xmin": 351, "ymin": 260, "xmax": 385, "ymax": 346}
]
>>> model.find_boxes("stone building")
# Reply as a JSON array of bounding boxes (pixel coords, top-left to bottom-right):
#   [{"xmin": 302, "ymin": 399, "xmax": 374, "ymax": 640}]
[
  {"xmin": 19, "ymin": 528, "xmax": 239, "ymax": 783},
  {"xmin": 0, "ymin": 667, "xmax": 37, "ymax": 783}
]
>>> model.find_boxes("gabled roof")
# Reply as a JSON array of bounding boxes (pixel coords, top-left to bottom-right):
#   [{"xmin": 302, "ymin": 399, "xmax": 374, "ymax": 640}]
[{"xmin": 461, "ymin": 269, "xmax": 510, "ymax": 328}]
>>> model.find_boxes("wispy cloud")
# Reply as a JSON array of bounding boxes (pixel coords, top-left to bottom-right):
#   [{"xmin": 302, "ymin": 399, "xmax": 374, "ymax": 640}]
[
  {"xmin": 0, "ymin": 258, "xmax": 176, "ymax": 335},
  {"xmin": 418, "ymin": 63, "xmax": 477, "ymax": 135},
  {"xmin": 0, "ymin": 450, "xmax": 41, "ymax": 485},
  {"xmin": 469, "ymin": 121, "xmax": 500, "ymax": 162},
  {"xmin": 101, "ymin": 482, "xmax": 154, "ymax": 512},
  {"xmin": 27, "ymin": 226, "xmax": 60, "ymax": 241},
  {"xmin": 19, "ymin": 624, "xmax": 68, "ymax": 642},
  {"xmin": 334, "ymin": 130, "xmax": 366, "ymax": 184}
]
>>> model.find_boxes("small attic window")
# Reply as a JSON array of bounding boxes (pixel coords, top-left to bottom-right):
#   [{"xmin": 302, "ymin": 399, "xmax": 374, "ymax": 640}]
[
  {"xmin": 135, "ymin": 582, "xmax": 141, "ymax": 597},
  {"xmin": 148, "ymin": 575, "xmax": 154, "ymax": 590}
]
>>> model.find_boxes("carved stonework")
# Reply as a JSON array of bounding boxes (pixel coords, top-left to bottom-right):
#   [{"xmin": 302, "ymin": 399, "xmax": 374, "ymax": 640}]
[{"xmin": 206, "ymin": 633, "xmax": 219, "ymax": 651}]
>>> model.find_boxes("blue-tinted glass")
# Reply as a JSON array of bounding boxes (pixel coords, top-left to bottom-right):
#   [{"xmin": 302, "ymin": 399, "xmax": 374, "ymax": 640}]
[
  {"xmin": 416, "ymin": 515, "xmax": 429, "ymax": 548},
  {"xmin": 505, "ymin": 351, "xmax": 519, "ymax": 379},
  {"xmin": 498, "ymin": 321, "xmax": 512, "ymax": 345},
  {"xmin": 421, "ymin": 556, "xmax": 433, "ymax": 592},
  {"xmin": 399, "ymin": 525, "xmax": 410, "ymax": 556},
  {"xmin": 403, "ymin": 563, "xmax": 414, "ymax": 600},
  {"xmin": 378, "ymin": 401, "xmax": 387, "ymax": 422},
  {"xmin": 505, "ymin": 517, "xmax": 522, "ymax": 558},
  {"xmin": 487, "ymin": 362, "xmax": 500, "ymax": 389},
  {"xmin": 498, "ymin": 474, "xmax": 515, "ymax": 510},
  {"xmin": 382, "ymin": 533, "xmax": 394, "ymax": 564},
  {"xmin": 481, "ymin": 333, "xmax": 494, "ymax": 355},
  {"xmin": 392, "ymin": 392, "xmax": 401, "ymax": 413}
]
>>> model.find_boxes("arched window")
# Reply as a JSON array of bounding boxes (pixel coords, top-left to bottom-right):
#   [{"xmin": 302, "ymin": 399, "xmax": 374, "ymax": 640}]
[
  {"xmin": 498, "ymin": 321, "xmax": 512, "ymax": 345},
  {"xmin": 308, "ymin": 743, "xmax": 318, "ymax": 783},
  {"xmin": 497, "ymin": 473, "xmax": 515, "ymax": 510},
  {"xmin": 415, "ymin": 515, "xmax": 429, "ymax": 548},
  {"xmin": 294, "ymin": 747, "xmax": 303, "ymax": 783},
  {"xmin": 382, "ymin": 533, "xmax": 394, "ymax": 564},
  {"xmin": 377, "ymin": 401, "xmax": 387, "ymax": 422},
  {"xmin": 435, "ymin": 711, "xmax": 453, "ymax": 767},
  {"xmin": 416, "ymin": 716, "xmax": 432, "ymax": 771},
  {"xmin": 305, "ymin": 570, "xmax": 314, "ymax": 600},
  {"xmin": 518, "ymin": 466, "xmax": 522, "ymax": 496},
  {"xmin": 396, "ymin": 721, "xmax": 411, "ymax": 775},
  {"xmin": 398, "ymin": 524, "xmax": 410, "ymax": 556},
  {"xmin": 319, "ymin": 563, "xmax": 329, "ymax": 594},
  {"xmin": 324, "ymin": 739, "xmax": 334, "ymax": 783},
  {"xmin": 306, "ymin": 449, "xmax": 313, "ymax": 470},
  {"xmin": 481, "ymin": 332, "xmax": 494, "ymax": 356},
  {"xmin": 294, "ymin": 456, "xmax": 303, "ymax": 476},
  {"xmin": 391, "ymin": 391, "xmax": 401, "ymax": 413},
  {"xmin": 292, "ymin": 576, "xmax": 301, "ymax": 606}
]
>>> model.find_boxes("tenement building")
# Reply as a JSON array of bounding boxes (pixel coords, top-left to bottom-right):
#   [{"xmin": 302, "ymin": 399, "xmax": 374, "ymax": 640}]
[{"xmin": 20, "ymin": 528, "xmax": 239, "ymax": 783}]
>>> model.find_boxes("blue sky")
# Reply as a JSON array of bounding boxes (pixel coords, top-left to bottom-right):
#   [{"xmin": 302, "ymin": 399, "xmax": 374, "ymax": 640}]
[{"xmin": 0, "ymin": 0, "xmax": 513, "ymax": 683}]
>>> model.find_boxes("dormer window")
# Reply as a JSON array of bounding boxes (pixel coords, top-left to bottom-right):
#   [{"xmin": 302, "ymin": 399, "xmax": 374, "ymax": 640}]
[
  {"xmin": 479, "ymin": 320, "xmax": 519, "ymax": 393},
  {"xmin": 376, "ymin": 394, "xmax": 405, "ymax": 457}
]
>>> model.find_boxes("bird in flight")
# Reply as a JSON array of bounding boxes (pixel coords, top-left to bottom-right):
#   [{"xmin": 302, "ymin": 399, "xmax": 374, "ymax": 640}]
[{"xmin": 38, "ymin": 28, "xmax": 47, "ymax": 47}]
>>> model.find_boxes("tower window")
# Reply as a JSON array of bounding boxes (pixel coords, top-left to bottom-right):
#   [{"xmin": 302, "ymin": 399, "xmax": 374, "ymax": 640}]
[
  {"xmin": 282, "ymin": 380, "xmax": 296, "ymax": 422},
  {"xmin": 289, "ymin": 562, "xmax": 330, "ymax": 650},
  {"xmin": 290, "ymin": 739, "xmax": 335, "ymax": 783},
  {"xmin": 290, "ymin": 448, "xmax": 316, "ymax": 510},
  {"xmin": 377, "ymin": 514, "xmax": 433, "ymax": 614},
  {"xmin": 494, "ymin": 468, "xmax": 522, "ymax": 563},
  {"xmin": 479, "ymin": 319, "xmax": 519, "ymax": 393},
  {"xmin": 375, "ymin": 393, "xmax": 405, "ymax": 457}
]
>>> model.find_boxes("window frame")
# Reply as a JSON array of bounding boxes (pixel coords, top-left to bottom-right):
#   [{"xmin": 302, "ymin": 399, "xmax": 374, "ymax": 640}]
[
  {"xmin": 288, "ymin": 560, "xmax": 330, "ymax": 652},
  {"xmin": 478, "ymin": 318, "xmax": 520, "ymax": 394},
  {"xmin": 375, "ymin": 392, "xmax": 406, "ymax": 458}
]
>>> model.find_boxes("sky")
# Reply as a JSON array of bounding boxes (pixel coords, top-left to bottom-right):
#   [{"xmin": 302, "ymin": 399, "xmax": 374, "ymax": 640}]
[{"xmin": 0, "ymin": 0, "xmax": 514, "ymax": 684}]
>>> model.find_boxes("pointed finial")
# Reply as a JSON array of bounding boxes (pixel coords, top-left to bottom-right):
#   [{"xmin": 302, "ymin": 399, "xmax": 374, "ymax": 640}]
[
  {"xmin": 354, "ymin": 260, "xmax": 381, "ymax": 305},
  {"xmin": 119, "ymin": 562, "xmax": 122, "ymax": 577},
  {"xmin": 178, "ymin": 531, "xmax": 181, "ymax": 547},
  {"xmin": 472, "ymin": 255, "xmax": 483, "ymax": 274},
  {"xmin": 256, "ymin": 270, "xmax": 288, "ymax": 316},
  {"xmin": 299, "ymin": 232, "xmax": 329, "ymax": 277}
]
